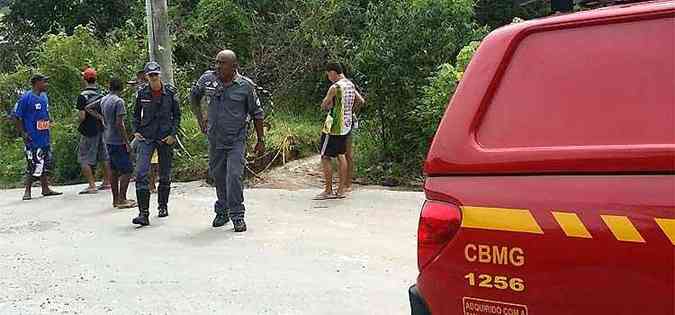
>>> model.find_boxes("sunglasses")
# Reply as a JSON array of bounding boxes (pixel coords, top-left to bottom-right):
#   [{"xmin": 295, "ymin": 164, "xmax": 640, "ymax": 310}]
[{"xmin": 148, "ymin": 73, "xmax": 160, "ymax": 77}]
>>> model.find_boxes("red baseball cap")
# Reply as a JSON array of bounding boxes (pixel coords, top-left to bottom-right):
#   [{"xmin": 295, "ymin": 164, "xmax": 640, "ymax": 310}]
[{"xmin": 82, "ymin": 68, "xmax": 97, "ymax": 80}]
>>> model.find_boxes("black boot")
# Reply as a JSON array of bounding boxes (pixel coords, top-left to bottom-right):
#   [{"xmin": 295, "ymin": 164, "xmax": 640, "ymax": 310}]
[
  {"xmin": 158, "ymin": 186, "xmax": 170, "ymax": 218},
  {"xmin": 132, "ymin": 190, "xmax": 150, "ymax": 226},
  {"xmin": 233, "ymin": 219, "xmax": 247, "ymax": 232},
  {"xmin": 212, "ymin": 212, "xmax": 230, "ymax": 228}
]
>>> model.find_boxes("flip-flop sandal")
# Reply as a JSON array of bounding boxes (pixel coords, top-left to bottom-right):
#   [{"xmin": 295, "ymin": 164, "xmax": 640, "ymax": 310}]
[
  {"xmin": 97, "ymin": 185, "xmax": 111, "ymax": 191},
  {"xmin": 42, "ymin": 191, "xmax": 63, "ymax": 197},
  {"xmin": 79, "ymin": 188, "xmax": 98, "ymax": 195},
  {"xmin": 116, "ymin": 200, "xmax": 138, "ymax": 209},
  {"xmin": 313, "ymin": 192, "xmax": 337, "ymax": 200},
  {"xmin": 334, "ymin": 193, "xmax": 347, "ymax": 199}
]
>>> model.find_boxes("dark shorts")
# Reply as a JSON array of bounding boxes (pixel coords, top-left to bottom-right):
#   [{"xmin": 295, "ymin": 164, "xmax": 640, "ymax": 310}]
[
  {"xmin": 106, "ymin": 144, "xmax": 133, "ymax": 175},
  {"xmin": 320, "ymin": 133, "xmax": 348, "ymax": 158},
  {"xmin": 25, "ymin": 146, "xmax": 54, "ymax": 180}
]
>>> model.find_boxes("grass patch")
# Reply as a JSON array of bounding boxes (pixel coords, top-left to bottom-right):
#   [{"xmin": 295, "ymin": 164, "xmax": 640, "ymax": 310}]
[
  {"xmin": 0, "ymin": 107, "xmax": 323, "ymax": 187},
  {"xmin": 173, "ymin": 107, "xmax": 322, "ymax": 181}
]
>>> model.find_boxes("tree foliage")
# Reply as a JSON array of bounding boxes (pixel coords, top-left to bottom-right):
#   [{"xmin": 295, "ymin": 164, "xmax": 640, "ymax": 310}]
[
  {"xmin": 354, "ymin": 0, "xmax": 484, "ymax": 179},
  {"xmin": 0, "ymin": 0, "xmax": 554, "ymax": 186},
  {"xmin": 0, "ymin": 25, "xmax": 146, "ymax": 185},
  {"xmin": 475, "ymin": 0, "xmax": 550, "ymax": 29}
]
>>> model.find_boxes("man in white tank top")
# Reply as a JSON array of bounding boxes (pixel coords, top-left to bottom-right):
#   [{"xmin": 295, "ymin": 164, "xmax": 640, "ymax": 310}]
[{"xmin": 314, "ymin": 63, "xmax": 365, "ymax": 200}]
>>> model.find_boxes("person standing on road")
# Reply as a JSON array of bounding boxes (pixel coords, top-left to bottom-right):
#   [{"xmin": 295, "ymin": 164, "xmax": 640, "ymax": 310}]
[
  {"xmin": 131, "ymin": 61, "xmax": 181, "ymax": 226},
  {"xmin": 76, "ymin": 67, "xmax": 112, "ymax": 195},
  {"xmin": 190, "ymin": 50, "xmax": 265, "ymax": 233},
  {"xmin": 314, "ymin": 63, "xmax": 365, "ymax": 200},
  {"xmin": 344, "ymin": 82, "xmax": 365, "ymax": 193},
  {"xmin": 14, "ymin": 74, "xmax": 62, "ymax": 200},
  {"xmin": 98, "ymin": 78, "xmax": 136, "ymax": 209}
]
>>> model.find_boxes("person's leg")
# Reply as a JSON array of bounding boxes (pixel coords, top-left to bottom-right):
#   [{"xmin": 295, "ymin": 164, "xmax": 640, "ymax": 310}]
[
  {"xmin": 210, "ymin": 145, "xmax": 230, "ymax": 227},
  {"xmin": 321, "ymin": 157, "xmax": 334, "ymax": 194},
  {"xmin": 344, "ymin": 135, "xmax": 354, "ymax": 191},
  {"xmin": 106, "ymin": 145, "xmax": 119, "ymax": 205},
  {"xmin": 101, "ymin": 161, "xmax": 112, "ymax": 188},
  {"xmin": 23, "ymin": 180, "xmax": 32, "ymax": 200},
  {"xmin": 111, "ymin": 171, "xmax": 120, "ymax": 206},
  {"xmin": 132, "ymin": 140, "xmax": 153, "ymax": 225},
  {"xmin": 156, "ymin": 143, "xmax": 173, "ymax": 217},
  {"xmin": 39, "ymin": 148, "xmax": 60, "ymax": 196},
  {"xmin": 116, "ymin": 144, "xmax": 135, "ymax": 207},
  {"xmin": 227, "ymin": 141, "xmax": 246, "ymax": 222},
  {"xmin": 23, "ymin": 148, "xmax": 34, "ymax": 200},
  {"xmin": 99, "ymin": 136, "xmax": 111, "ymax": 188},
  {"xmin": 318, "ymin": 133, "xmax": 335, "ymax": 197},
  {"xmin": 81, "ymin": 164, "xmax": 96, "ymax": 189},
  {"xmin": 335, "ymin": 154, "xmax": 348, "ymax": 197},
  {"xmin": 79, "ymin": 136, "xmax": 97, "ymax": 191},
  {"xmin": 119, "ymin": 172, "xmax": 132, "ymax": 203}
]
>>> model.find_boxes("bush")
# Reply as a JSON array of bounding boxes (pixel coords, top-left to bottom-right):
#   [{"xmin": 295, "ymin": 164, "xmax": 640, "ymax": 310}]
[
  {"xmin": 413, "ymin": 63, "xmax": 460, "ymax": 150},
  {"xmin": 0, "ymin": 25, "xmax": 147, "ymax": 185},
  {"xmin": 175, "ymin": 0, "xmax": 252, "ymax": 77},
  {"xmin": 354, "ymin": 0, "xmax": 484, "ymax": 182},
  {"xmin": 0, "ymin": 67, "xmax": 30, "ymax": 142},
  {"xmin": 37, "ymin": 25, "xmax": 147, "ymax": 121},
  {"xmin": 456, "ymin": 40, "xmax": 480, "ymax": 78},
  {"xmin": 50, "ymin": 122, "xmax": 82, "ymax": 184},
  {"xmin": 0, "ymin": 139, "xmax": 25, "ymax": 188}
]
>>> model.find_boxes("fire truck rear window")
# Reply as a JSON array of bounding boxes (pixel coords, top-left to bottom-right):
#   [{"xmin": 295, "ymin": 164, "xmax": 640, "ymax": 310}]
[{"xmin": 477, "ymin": 17, "xmax": 674, "ymax": 148}]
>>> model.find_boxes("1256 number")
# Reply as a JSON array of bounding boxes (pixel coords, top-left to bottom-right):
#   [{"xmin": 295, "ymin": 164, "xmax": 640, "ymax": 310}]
[{"xmin": 464, "ymin": 273, "xmax": 525, "ymax": 292}]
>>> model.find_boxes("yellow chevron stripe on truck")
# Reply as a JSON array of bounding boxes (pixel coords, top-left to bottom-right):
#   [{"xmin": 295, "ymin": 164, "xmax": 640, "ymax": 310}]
[
  {"xmin": 655, "ymin": 218, "xmax": 675, "ymax": 245},
  {"xmin": 461, "ymin": 206, "xmax": 544, "ymax": 234},
  {"xmin": 460, "ymin": 206, "xmax": 673, "ymax": 245},
  {"xmin": 552, "ymin": 212, "xmax": 592, "ymax": 238}
]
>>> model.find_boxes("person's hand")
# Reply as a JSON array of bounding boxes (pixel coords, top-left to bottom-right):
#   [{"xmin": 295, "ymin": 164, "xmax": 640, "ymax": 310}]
[
  {"xmin": 162, "ymin": 135, "xmax": 177, "ymax": 145},
  {"xmin": 255, "ymin": 140, "xmax": 265, "ymax": 156},
  {"xmin": 134, "ymin": 132, "xmax": 145, "ymax": 141},
  {"xmin": 21, "ymin": 133, "xmax": 32, "ymax": 145},
  {"xmin": 124, "ymin": 142, "xmax": 131, "ymax": 153}
]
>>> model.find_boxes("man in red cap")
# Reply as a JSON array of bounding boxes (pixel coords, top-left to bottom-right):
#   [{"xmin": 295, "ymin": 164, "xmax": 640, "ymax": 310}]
[{"xmin": 76, "ymin": 67, "xmax": 112, "ymax": 195}]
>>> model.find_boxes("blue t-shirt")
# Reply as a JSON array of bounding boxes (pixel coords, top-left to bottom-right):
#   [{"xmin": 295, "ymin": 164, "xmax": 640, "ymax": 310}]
[{"xmin": 15, "ymin": 91, "xmax": 51, "ymax": 149}]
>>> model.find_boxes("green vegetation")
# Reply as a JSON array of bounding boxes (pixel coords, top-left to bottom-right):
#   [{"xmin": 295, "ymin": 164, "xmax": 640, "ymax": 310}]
[{"xmin": 0, "ymin": 0, "xmax": 552, "ymax": 188}]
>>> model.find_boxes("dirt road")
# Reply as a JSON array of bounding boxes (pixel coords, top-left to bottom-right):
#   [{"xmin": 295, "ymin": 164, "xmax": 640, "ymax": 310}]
[{"xmin": 0, "ymin": 177, "xmax": 423, "ymax": 315}]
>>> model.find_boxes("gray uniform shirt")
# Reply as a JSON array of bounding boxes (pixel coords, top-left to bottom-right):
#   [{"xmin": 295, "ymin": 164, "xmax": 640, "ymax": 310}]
[
  {"xmin": 191, "ymin": 71, "xmax": 264, "ymax": 149},
  {"xmin": 100, "ymin": 94, "xmax": 126, "ymax": 145}
]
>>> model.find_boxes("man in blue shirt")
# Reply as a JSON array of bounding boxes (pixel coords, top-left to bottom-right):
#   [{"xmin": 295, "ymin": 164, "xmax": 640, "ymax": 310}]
[{"xmin": 14, "ymin": 74, "xmax": 62, "ymax": 200}]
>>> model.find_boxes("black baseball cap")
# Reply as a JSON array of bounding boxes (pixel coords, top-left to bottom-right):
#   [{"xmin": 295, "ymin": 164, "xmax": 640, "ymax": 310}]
[
  {"xmin": 30, "ymin": 74, "xmax": 49, "ymax": 84},
  {"xmin": 144, "ymin": 61, "xmax": 161, "ymax": 75}
]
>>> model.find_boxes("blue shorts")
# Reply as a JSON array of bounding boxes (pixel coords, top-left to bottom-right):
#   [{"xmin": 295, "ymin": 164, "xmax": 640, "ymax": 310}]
[{"xmin": 106, "ymin": 144, "xmax": 133, "ymax": 175}]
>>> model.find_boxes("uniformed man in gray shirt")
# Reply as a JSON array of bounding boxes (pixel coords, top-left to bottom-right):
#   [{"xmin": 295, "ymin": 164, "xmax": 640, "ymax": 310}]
[{"xmin": 190, "ymin": 50, "xmax": 265, "ymax": 233}]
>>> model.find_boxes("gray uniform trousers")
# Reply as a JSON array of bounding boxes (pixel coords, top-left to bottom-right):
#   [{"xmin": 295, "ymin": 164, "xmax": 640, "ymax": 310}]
[{"xmin": 210, "ymin": 139, "xmax": 246, "ymax": 219}]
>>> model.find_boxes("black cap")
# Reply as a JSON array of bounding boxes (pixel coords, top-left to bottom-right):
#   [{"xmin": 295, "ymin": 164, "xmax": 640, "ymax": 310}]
[
  {"xmin": 144, "ymin": 61, "xmax": 161, "ymax": 75},
  {"xmin": 30, "ymin": 74, "xmax": 49, "ymax": 85}
]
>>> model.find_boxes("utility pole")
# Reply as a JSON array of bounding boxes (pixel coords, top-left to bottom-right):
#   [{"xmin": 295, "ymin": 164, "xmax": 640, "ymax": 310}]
[{"xmin": 145, "ymin": 0, "xmax": 174, "ymax": 85}]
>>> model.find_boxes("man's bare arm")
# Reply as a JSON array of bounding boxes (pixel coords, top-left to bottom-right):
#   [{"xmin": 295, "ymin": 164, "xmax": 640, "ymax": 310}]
[
  {"xmin": 116, "ymin": 115, "xmax": 130, "ymax": 145},
  {"xmin": 85, "ymin": 103, "xmax": 104, "ymax": 124},
  {"xmin": 14, "ymin": 118, "xmax": 30, "ymax": 143},
  {"xmin": 353, "ymin": 89, "xmax": 366, "ymax": 113},
  {"xmin": 321, "ymin": 85, "xmax": 337, "ymax": 111}
]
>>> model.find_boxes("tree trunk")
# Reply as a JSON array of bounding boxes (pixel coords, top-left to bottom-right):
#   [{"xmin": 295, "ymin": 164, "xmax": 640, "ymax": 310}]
[{"xmin": 145, "ymin": 0, "xmax": 174, "ymax": 85}]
